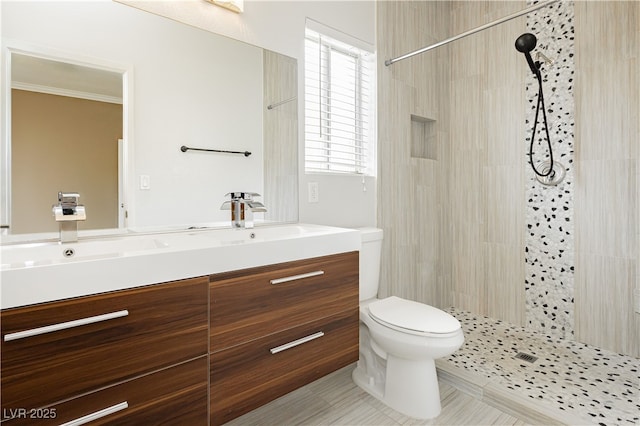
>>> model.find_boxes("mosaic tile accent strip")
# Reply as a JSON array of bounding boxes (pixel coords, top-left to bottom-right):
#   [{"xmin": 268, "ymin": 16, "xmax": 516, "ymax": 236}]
[
  {"xmin": 443, "ymin": 308, "xmax": 640, "ymax": 425},
  {"xmin": 524, "ymin": 0, "xmax": 576, "ymax": 339}
]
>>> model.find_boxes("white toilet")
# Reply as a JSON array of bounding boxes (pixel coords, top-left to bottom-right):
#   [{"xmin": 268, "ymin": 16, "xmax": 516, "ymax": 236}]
[{"xmin": 352, "ymin": 228, "xmax": 464, "ymax": 419}]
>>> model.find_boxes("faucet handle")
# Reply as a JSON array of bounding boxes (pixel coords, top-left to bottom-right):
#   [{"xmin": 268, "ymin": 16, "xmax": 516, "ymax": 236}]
[
  {"xmin": 224, "ymin": 192, "xmax": 261, "ymax": 201},
  {"xmin": 58, "ymin": 192, "xmax": 80, "ymax": 206}
]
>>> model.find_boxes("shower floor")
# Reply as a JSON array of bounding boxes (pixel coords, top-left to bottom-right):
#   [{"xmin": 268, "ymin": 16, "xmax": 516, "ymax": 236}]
[{"xmin": 437, "ymin": 308, "xmax": 639, "ymax": 426}]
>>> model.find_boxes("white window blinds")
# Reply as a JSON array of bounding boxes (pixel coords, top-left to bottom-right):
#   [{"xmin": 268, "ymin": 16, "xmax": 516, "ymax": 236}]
[{"xmin": 304, "ymin": 27, "xmax": 375, "ymax": 175}]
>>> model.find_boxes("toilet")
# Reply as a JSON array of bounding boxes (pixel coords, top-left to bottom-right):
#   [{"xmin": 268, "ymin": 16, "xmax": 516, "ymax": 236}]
[{"xmin": 352, "ymin": 228, "xmax": 464, "ymax": 419}]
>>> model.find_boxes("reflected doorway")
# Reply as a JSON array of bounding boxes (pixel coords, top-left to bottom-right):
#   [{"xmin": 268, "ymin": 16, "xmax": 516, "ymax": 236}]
[{"xmin": 8, "ymin": 52, "xmax": 124, "ymax": 234}]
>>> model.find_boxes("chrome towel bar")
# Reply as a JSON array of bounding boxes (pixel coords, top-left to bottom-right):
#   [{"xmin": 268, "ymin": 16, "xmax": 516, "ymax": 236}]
[{"xmin": 267, "ymin": 96, "xmax": 297, "ymax": 110}]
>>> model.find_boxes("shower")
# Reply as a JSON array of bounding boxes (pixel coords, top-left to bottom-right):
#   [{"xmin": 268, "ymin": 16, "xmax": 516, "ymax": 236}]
[{"xmin": 515, "ymin": 32, "xmax": 566, "ymax": 186}]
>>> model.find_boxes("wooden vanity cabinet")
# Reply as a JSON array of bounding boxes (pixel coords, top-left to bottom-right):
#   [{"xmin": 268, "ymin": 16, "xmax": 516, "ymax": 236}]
[
  {"xmin": 2, "ymin": 357, "xmax": 209, "ymax": 426},
  {"xmin": 209, "ymin": 251, "xmax": 360, "ymax": 425},
  {"xmin": 1, "ymin": 250, "xmax": 359, "ymax": 425},
  {"xmin": 0, "ymin": 277, "xmax": 209, "ymax": 424}
]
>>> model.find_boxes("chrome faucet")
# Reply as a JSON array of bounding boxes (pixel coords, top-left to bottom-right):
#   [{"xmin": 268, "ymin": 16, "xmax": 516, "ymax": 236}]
[
  {"xmin": 52, "ymin": 192, "xmax": 86, "ymax": 243},
  {"xmin": 220, "ymin": 192, "xmax": 266, "ymax": 229}
]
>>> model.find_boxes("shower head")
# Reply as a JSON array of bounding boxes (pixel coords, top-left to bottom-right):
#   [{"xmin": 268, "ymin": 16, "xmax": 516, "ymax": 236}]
[
  {"xmin": 515, "ymin": 33, "xmax": 537, "ymax": 53},
  {"xmin": 515, "ymin": 33, "xmax": 540, "ymax": 78}
]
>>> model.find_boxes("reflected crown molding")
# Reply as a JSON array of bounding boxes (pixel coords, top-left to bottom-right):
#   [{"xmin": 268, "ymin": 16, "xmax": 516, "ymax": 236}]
[{"xmin": 12, "ymin": 82, "xmax": 123, "ymax": 105}]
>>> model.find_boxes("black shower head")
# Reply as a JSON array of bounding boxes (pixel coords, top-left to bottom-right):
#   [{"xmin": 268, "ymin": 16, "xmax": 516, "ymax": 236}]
[
  {"xmin": 515, "ymin": 33, "xmax": 540, "ymax": 78},
  {"xmin": 515, "ymin": 33, "xmax": 537, "ymax": 53}
]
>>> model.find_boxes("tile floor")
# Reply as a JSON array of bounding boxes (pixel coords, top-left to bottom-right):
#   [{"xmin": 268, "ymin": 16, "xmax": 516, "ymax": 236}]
[
  {"xmin": 227, "ymin": 308, "xmax": 639, "ymax": 426},
  {"xmin": 440, "ymin": 308, "xmax": 640, "ymax": 426},
  {"xmin": 226, "ymin": 364, "xmax": 527, "ymax": 425}
]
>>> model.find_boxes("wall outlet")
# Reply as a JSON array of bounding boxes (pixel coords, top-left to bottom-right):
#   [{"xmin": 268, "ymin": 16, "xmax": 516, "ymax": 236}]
[{"xmin": 308, "ymin": 182, "xmax": 319, "ymax": 203}]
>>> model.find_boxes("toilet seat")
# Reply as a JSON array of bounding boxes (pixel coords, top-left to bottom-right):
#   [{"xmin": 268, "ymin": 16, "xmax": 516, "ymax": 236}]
[{"xmin": 368, "ymin": 296, "xmax": 461, "ymax": 337}]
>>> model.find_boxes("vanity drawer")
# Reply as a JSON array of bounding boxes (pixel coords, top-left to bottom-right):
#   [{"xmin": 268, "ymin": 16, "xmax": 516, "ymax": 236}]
[
  {"xmin": 210, "ymin": 251, "xmax": 358, "ymax": 350},
  {"xmin": 1, "ymin": 277, "xmax": 209, "ymax": 412},
  {"xmin": 210, "ymin": 309, "xmax": 358, "ymax": 425},
  {"xmin": 2, "ymin": 356, "xmax": 209, "ymax": 425}
]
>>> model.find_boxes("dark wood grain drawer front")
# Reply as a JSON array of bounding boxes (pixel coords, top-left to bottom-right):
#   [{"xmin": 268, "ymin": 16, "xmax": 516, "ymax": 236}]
[
  {"xmin": 2, "ymin": 356, "xmax": 209, "ymax": 425},
  {"xmin": 210, "ymin": 251, "xmax": 358, "ymax": 351},
  {"xmin": 210, "ymin": 309, "xmax": 359, "ymax": 425},
  {"xmin": 1, "ymin": 277, "xmax": 209, "ymax": 412}
]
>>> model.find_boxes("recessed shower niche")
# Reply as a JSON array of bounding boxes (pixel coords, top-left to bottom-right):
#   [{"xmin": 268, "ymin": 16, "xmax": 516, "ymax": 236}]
[{"xmin": 410, "ymin": 114, "xmax": 437, "ymax": 160}]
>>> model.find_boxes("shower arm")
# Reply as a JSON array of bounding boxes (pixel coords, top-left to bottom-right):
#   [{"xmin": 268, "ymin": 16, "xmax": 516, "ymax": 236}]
[
  {"xmin": 536, "ymin": 51, "xmax": 554, "ymax": 67},
  {"xmin": 384, "ymin": 0, "xmax": 559, "ymax": 67}
]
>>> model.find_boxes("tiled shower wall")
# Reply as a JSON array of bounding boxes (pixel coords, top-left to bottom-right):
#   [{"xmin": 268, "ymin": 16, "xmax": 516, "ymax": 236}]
[
  {"xmin": 376, "ymin": 0, "xmax": 451, "ymax": 306},
  {"xmin": 523, "ymin": 0, "xmax": 575, "ymax": 339},
  {"xmin": 573, "ymin": 1, "xmax": 639, "ymax": 356},
  {"xmin": 377, "ymin": 1, "xmax": 639, "ymax": 357}
]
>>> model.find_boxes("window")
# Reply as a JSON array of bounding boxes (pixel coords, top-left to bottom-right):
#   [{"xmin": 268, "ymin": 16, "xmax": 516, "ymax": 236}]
[{"xmin": 304, "ymin": 24, "xmax": 375, "ymax": 175}]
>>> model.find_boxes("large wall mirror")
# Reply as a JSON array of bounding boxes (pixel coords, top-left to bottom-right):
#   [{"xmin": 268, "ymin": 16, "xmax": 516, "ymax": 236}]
[{"xmin": 1, "ymin": 1, "xmax": 298, "ymax": 238}]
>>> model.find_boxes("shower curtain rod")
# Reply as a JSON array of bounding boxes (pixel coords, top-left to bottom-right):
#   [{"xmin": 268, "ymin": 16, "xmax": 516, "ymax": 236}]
[{"xmin": 384, "ymin": 0, "xmax": 559, "ymax": 66}]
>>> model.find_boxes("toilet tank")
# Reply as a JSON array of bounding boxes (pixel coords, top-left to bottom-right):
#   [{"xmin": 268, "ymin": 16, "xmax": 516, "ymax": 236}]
[{"xmin": 358, "ymin": 227, "xmax": 383, "ymax": 301}]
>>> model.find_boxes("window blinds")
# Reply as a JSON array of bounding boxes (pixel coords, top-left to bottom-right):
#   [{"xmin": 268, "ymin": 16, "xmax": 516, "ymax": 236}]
[{"xmin": 304, "ymin": 28, "xmax": 374, "ymax": 175}]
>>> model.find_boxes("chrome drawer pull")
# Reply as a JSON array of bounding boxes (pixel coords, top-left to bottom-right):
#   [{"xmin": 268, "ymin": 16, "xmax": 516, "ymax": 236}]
[
  {"xmin": 270, "ymin": 331, "xmax": 325, "ymax": 354},
  {"xmin": 3, "ymin": 310, "xmax": 129, "ymax": 342},
  {"xmin": 60, "ymin": 401, "xmax": 128, "ymax": 426},
  {"xmin": 270, "ymin": 270, "xmax": 324, "ymax": 285}
]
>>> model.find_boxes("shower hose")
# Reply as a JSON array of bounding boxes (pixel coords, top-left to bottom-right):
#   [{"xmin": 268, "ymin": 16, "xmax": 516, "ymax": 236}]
[{"xmin": 529, "ymin": 68, "xmax": 555, "ymax": 178}]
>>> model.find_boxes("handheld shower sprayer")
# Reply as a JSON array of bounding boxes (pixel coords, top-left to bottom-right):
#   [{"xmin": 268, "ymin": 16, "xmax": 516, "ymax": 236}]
[
  {"xmin": 515, "ymin": 33, "xmax": 541, "ymax": 79},
  {"xmin": 515, "ymin": 32, "xmax": 565, "ymax": 186}
]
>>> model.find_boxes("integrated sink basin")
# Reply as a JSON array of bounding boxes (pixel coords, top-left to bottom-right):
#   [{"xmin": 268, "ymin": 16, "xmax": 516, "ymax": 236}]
[
  {"xmin": 1, "ymin": 223, "xmax": 360, "ymax": 309},
  {"xmin": 1, "ymin": 236, "xmax": 169, "ymax": 269},
  {"xmin": 188, "ymin": 223, "xmax": 344, "ymax": 245}
]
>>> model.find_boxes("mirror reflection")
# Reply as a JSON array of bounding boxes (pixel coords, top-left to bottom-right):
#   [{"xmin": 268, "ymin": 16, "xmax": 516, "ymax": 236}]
[
  {"xmin": 1, "ymin": 1, "xmax": 298, "ymax": 238},
  {"xmin": 11, "ymin": 54, "xmax": 124, "ymax": 234}
]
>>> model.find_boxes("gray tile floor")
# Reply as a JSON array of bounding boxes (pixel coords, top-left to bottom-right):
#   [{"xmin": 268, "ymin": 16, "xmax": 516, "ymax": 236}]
[
  {"xmin": 441, "ymin": 308, "xmax": 640, "ymax": 426},
  {"xmin": 227, "ymin": 365, "xmax": 527, "ymax": 426}
]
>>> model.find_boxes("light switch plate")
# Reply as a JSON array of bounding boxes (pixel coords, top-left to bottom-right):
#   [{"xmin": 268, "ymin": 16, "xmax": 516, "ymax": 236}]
[
  {"xmin": 139, "ymin": 175, "xmax": 151, "ymax": 190},
  {"xmin": 308, "ymin": 182, "xmax": 319, "ymax": 203}
]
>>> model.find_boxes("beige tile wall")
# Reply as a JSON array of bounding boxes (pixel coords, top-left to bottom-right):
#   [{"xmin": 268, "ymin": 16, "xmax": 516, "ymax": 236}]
[
  {"xmin": 449, "ymin": 1, "xmax": 527, "ymax": 325},
  {"xmin": 377, "ymin": 0, "xmax": 451, "ymax": 306},
  {"xmin": 574, "ymin": 0, "xmax": 639, "ymax": 356},
  {"xmin": 377, "ymin": 1, "xmax": 526, "ymax": 325}
]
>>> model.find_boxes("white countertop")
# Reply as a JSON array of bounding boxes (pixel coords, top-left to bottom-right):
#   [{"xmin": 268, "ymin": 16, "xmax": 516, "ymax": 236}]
[{"xmin": 0, "ymin": 224, "xmax": 361, "ymax": 309}]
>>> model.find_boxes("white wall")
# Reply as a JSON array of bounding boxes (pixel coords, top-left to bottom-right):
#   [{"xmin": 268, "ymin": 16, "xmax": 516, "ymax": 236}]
[{"xmin": 121, "ymin": 0, "xmax": 378, "ymax": 228}]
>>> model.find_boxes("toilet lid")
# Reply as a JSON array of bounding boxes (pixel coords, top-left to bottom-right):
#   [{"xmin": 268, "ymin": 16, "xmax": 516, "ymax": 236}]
[{"xmin": 368, "ymin": 296, "xmax": 461, "ymax": 334}]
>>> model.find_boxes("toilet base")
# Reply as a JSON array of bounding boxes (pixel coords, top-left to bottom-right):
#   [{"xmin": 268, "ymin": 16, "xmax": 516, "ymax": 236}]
[{"xmin": 352, "ymin": 354, "xmax": 442, "ymax": 420}]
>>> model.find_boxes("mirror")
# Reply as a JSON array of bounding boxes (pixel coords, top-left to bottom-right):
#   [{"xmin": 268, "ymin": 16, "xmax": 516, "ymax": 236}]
[{"xmin": 1, "ymin": 1, "xmax": 298, "ymax": 238}]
